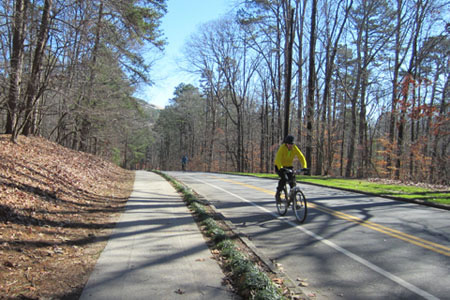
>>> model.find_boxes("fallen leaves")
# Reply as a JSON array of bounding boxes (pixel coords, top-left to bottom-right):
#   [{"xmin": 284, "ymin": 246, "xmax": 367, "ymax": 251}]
[
  {"xmin": 273, "ymin": 277, "xmax": 284, "ymax": 285},
  {"xmin": 3, "ymin": 261, "xmax": 14, "ymax": 268},
  {"xmin": 0, "ymin": 135, "xmax": 134, "ymax": 299},
  {"xmin": 297, "ymin": 277, "xmax": 309, "ymax": 287}
]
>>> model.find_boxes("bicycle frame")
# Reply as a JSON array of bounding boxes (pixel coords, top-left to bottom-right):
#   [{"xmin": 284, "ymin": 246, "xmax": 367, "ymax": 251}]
[{"xmin": 276, "ymin": 168, "xmax": 308, "ymax": 223}]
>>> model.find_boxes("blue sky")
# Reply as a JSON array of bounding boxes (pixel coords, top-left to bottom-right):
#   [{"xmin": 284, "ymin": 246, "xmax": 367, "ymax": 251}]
[{"xmin": 134, "ymin": 0, "xmax": 231, "ymax": 108}]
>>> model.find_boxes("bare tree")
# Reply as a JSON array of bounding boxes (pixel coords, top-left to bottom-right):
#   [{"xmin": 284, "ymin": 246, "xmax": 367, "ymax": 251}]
[
  {"xmin": 345, "ymin": 0, "xmax": 394, "ymax": 177},
  {"xmin": 316, "ymin": 0, "xmax": 352, "ymax": 175},
  {"xmin": 305, "ymin": 0, "xmax": 317, "ymax": 171},
  {"xmin": 5, "ymin": 0, "xmax": 28, "ymax": 142},
  {"xmin": 23, "ymin": 0, "xmax": 52, "ymax": 136}
]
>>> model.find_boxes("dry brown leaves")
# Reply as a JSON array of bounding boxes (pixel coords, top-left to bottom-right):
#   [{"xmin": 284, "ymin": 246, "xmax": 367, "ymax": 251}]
[{"xmin": 0, "ymin": 135, "xmax": 134, "ymax": 299}]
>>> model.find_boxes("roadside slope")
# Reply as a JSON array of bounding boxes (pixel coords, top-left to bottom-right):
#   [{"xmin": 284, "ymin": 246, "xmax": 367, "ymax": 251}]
[{"xmin": 0, "ymin": 135, "xmax": 134, "ymax": 299}]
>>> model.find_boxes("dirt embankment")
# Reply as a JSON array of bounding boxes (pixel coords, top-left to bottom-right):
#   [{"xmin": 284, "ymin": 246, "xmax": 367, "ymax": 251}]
[{"xmin": 0, "ymin": 135, "xmax": 134, "ymax": 299}]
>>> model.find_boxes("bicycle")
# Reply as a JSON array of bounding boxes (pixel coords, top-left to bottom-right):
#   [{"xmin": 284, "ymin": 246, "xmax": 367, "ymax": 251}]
[{"xmin": 276, "ymin": 168, "xmax": 309, "ymax": 223}]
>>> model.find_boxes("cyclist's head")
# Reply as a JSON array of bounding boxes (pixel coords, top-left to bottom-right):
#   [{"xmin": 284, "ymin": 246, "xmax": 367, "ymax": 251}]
[{"xmin": 283, "ymin": 135, "xmax": 294, "ymax": 145}]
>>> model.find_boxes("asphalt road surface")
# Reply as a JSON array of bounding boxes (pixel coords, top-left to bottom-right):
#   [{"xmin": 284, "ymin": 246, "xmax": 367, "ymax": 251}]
[{"xmin": 166, "ymin": 171, "xmax": 449, "ymax": 300}]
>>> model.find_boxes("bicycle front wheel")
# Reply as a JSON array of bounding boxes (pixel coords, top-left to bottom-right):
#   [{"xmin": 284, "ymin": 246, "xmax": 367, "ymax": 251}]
[
  {"xmin": 292, "ymin": 189, "xmax": 307, "ymax": 223},
  {"xmin": 276, "ymin": 188, "xmax": 288, "ymax": 216}
]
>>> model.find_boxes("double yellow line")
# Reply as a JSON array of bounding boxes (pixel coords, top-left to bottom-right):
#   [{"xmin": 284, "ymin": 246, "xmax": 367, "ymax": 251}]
[
  {"xmin": 311, "ymin": 203, "xmax": 450, "ymax": 257},
  {"xmin": 217, "ymin": 177, "xmax": 450, "ymax": 257}
]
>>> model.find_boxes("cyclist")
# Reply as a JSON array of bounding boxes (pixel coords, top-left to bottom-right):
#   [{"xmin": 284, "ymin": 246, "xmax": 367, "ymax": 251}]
[
  {"xmin": 274, "ymin": 135, "xmax": 308, "ymax": 201},
  {"xmin": 181, "ymin": 155, "xmax": 188, "ymax": 171}
]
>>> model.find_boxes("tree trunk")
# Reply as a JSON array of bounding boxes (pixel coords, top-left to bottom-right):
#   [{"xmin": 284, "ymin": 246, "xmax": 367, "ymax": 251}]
[
  {"xmin": 387, "ymin": 8, "xmax": 400, "ymax": 176},
  {"xmin": 305, "ymin": 0, "xmax": 317, "ymax": 171},
  {"xmin": 207, "ymin": 89, "xmax": 217, "ymax": 172},
  {"xmin": 295, "ymin": 0, "xmax": 307, "ymax": 146},
  {"xmin": 6, "ymin": 0, "xmax": 28, "ymax": 142},
  {"xmin": 260, "ymin": 80, "xmax": 268, "ymax": 172},
  {"xmin": 345, "ymin": 39, "xmax": 362, "ymax": 177},
  {"xmin": 431, "ymin": 74, "xmax": 448, "ymax": 183},
  {"xmin": 283, "ymin": 8, "xmax": 295, "ymax": 137},
  {"xmin": 357, "ymin": 69, "xmax": 368, "ymax": 178},
  {"xmin": 23, "ymin": 0, "xmax": 53, "ymax": 136},
  {"xmin": 80, "ymin": 1, "xmax": 103, "ymax": 151}
]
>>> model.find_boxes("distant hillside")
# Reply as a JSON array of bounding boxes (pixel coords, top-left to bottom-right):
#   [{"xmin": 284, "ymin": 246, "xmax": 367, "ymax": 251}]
[
  {"xmin": 0, "ymin": 135, "xmax": 134, "ymax": 299},
  {"xmin": 135, "ymin": 97, "xmax": 162, "ymax": 123},
  {"xmin": 142, "ymin": 100, "xmax": 164, "ymax": 111}
]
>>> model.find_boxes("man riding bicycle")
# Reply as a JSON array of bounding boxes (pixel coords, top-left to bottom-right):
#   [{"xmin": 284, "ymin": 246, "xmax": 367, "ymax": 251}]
[{"xmin": 274, "ymin": 135, "xmax": 308, "ymax": 201}]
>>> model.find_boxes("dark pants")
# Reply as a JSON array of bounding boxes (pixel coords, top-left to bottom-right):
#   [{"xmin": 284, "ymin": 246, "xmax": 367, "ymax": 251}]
[{"xmin": 275, "ymin": 166, "xmax": 294, "ymax": 192}]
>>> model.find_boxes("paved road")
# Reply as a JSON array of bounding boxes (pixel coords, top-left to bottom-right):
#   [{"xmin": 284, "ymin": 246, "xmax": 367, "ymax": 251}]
[{"xmin": 166, "ymin": 171, "xmax": 450, "ymax": 300}]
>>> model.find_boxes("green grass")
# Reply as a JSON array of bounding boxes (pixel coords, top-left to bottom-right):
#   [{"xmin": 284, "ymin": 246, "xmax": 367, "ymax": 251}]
[{"xmin": 227, "ymin": 172, "xmax": 450, "ymax": 206}]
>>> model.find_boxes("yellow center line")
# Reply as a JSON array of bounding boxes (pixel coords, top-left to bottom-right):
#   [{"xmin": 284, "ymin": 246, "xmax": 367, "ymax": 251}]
[{"xmin": 217, "ymin": 177, "xmax": 450, "ymax": 257}]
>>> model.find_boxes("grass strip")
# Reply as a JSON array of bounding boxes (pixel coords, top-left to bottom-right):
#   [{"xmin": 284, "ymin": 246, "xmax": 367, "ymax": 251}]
[
  {"xmin": 154, "ymin": 170, "xmax": 286, "ymax": 300},
  {"xmin": 227, "ymin": 172, "xmax": 450, "ymax": 206}
]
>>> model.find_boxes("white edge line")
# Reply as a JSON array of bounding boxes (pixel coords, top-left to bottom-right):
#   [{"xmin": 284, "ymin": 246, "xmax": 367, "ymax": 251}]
[{"xmin": 190, "ymin": 176, "xmax": 440, "ymax": 300}]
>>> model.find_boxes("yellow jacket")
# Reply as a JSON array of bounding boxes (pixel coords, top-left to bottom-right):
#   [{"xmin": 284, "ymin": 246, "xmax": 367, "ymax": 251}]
[{"xmin": 274, "ymin": 144, "xmax": 307, "ymax": 169}]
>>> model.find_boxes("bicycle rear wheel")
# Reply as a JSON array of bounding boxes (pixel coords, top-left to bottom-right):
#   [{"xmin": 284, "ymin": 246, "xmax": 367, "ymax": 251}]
[
  {"xmin": 276, "ymin": 187, "xmax": 288, "ymax": 216},
  {"xmin": 292, "ymin": 189, "xmax": 307, "ymax": 223}
]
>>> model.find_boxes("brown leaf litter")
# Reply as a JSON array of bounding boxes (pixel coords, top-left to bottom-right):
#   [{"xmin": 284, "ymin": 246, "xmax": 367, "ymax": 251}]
[{"xmin": 0, "ymin": 135, "xmax": 134, "ymax": 299}]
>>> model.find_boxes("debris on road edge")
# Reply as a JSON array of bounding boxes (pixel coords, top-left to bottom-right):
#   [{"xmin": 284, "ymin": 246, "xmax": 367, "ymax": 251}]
[{"xmin": 155, "ymin": 170, "xmax": 309, "ymax": 300}]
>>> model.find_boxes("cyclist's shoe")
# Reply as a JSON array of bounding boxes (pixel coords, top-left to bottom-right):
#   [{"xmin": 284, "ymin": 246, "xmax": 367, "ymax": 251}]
[{"xmin": 295, "ymin": 201, "xmax": 302, "ymax": 209}]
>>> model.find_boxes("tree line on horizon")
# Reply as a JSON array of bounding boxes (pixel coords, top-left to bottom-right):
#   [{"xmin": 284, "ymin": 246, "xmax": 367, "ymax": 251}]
[
  {"xmin": 155, "ymin": 0, "xmax": 448, "ymax": 185},
  {"xmin": 0, "ymin": 0, "xmax": 448, "ymax": 185}
]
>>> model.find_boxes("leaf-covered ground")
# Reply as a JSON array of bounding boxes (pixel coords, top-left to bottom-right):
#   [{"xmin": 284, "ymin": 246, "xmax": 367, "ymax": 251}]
[{"xmin": 0, "ymin": 135, "xmax": 134, "ymax": 299}]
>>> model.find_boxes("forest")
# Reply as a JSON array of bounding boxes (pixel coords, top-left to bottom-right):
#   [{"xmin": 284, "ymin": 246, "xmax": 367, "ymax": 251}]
[{"xmin": 0, "ymin": 0, "xmax": 448, "ymax": 185}]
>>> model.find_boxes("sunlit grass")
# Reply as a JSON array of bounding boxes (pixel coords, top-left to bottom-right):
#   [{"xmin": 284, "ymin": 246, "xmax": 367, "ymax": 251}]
[{"xmin": 227, "ymin": 172, "xmax": 450, "ymax": 206}]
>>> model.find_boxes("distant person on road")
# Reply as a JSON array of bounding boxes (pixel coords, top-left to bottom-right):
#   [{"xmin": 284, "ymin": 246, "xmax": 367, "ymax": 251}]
[
  {"xmin": 181, "ymin": 155, "xmax": 188, "ymax": 171},
  {"xmin": 274, "ymin": 135, "xmax": 308, "ymax": 201}
]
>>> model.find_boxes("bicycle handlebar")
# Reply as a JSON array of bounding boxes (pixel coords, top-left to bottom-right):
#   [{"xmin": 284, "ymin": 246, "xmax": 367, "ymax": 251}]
[{"xmin": 281, "ymin": 168, "xmax": 310, "ymax": 175}]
